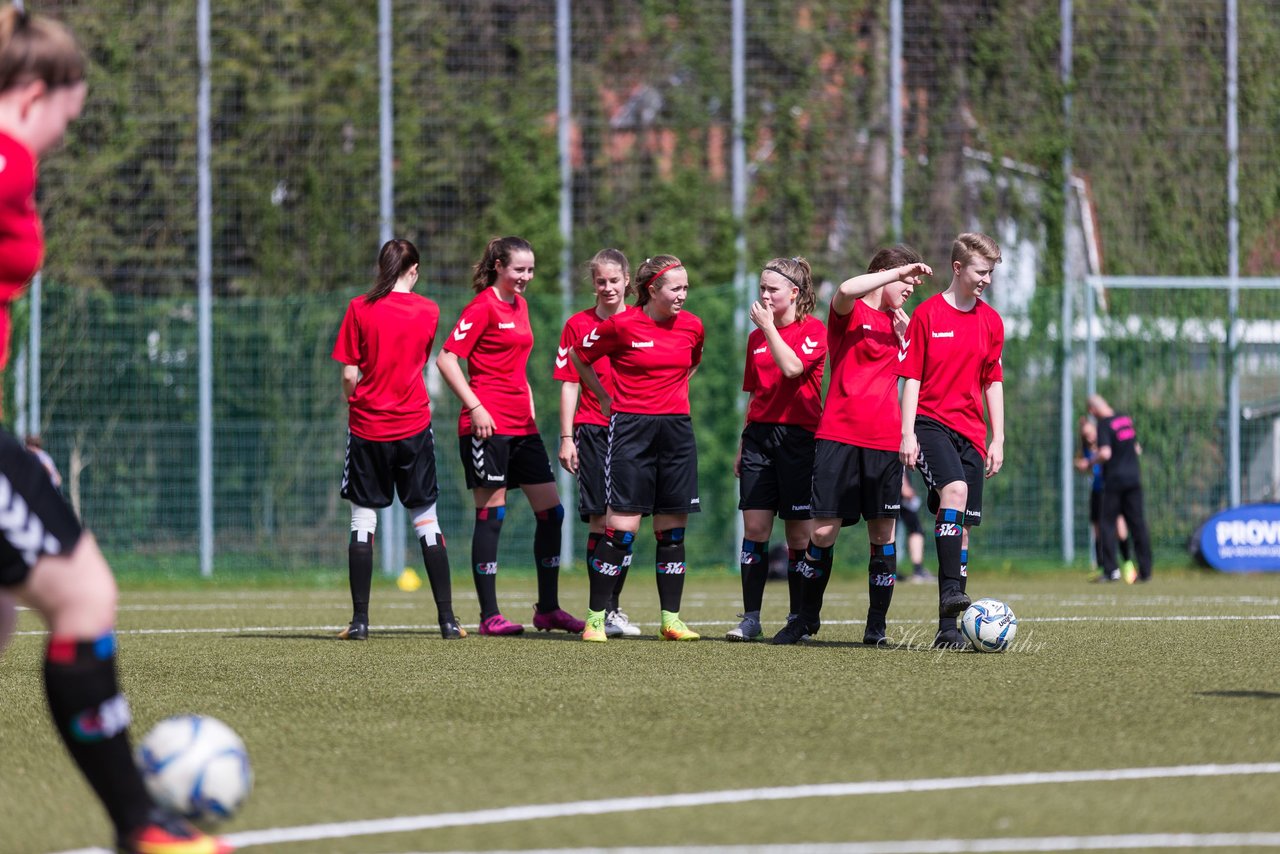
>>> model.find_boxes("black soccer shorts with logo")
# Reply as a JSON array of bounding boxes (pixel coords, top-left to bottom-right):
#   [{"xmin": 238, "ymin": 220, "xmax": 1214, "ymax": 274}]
[
  {"xmin": 738, "ymin": 422, "xmax": 816, "ymax": 520},
  {"xmin": 342, "ymin": 424, "xmax": 442, "ymax": 509},
  {"xmin": 458, "ymin": 432, "xmax": 556, "ymax": 491},
  {"xmin": 0, "ymin": 429, "xmax": 83, "ymax": 587},
  {"xmin": 913, "ymin": 415, "xmax": 985, "ymax": 526},
  {"xmin": 809, "ymin": 438, "xmax": 902, "ymax": 524},
  {"xmin": 606, "ymin": 413, "xmax": 700, "ymax": 516},
  {"xmin": 573, "ymin": 423, "xmax": 609, "ymax": 521}
]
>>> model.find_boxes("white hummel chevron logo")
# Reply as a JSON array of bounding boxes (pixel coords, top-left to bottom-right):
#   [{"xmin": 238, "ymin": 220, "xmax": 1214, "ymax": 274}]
[
  {"xmin": 897, "ymin": 338, "xmax": 911, "ymax": 362},
  {"xmin": 582, "ymin": 329, "xmax": 600, "ymax": 348},
  {"xmin": 801, "ymin": 336, "xmax": 818, "ymax": 355},
  {"xmin": 452, "ymin": 319, "xmax": 474, "ymax": 341},
  {"xmin": 0, "ymin": 474, "xmax": 62, "ymax": 565},
  {"xmin": 556, "ymin": 345, "xmax": 570, "ymax": 369}
]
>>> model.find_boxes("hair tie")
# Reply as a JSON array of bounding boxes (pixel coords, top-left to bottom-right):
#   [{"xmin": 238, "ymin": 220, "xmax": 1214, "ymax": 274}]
[
  {"xmin": 765, "ymin": 265, "xmax": 801, "ymax": 288},
  {"xmin": 644, "ymin": 261, "xmax": 682, "ymax": 289}
]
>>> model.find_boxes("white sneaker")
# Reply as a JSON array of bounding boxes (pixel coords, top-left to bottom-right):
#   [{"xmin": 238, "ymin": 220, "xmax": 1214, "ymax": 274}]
[
  {"xmin": 605, "ymin": 609, "xmax": 641, "ymax": 637},
  {"xmin": 725, "ymin": 611, "xmax": 763, "ymax": 642}
]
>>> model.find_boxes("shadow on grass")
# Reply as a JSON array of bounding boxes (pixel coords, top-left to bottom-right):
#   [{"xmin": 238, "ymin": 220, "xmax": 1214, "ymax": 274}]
[{"xmin": 1195, "ymin": 690, "xmax": 1280, "ymax": 700}]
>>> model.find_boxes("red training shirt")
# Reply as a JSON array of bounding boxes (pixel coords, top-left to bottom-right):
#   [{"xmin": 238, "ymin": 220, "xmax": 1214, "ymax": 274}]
[
  {"xmin": 817, "ymin": 299, "xmax": 906, "ymax": 452},
  {"xmin": 574, "ymin": 307, "xmax": 704, "ymax": 416},
  {"xmin": 742, "ymin": 314, "xmax": 826, "ymax": 432},
  {"xmin": 0, "ymin": 131, "xmax": 42, "ymax": 373},
  {"xmin": 332, "ymin": 291, "xmax": 439, "ymax": 441},
  {"xmin": 442, "ymin": 287, "xmax": 537, "ymax": 436},
  {"xmin": 895, "ymin": 292, "xmax": 1004, "ymax": 457},
  {"xmin": 554, "ymin": 306, "xmax": 619, "ymax": 428}
]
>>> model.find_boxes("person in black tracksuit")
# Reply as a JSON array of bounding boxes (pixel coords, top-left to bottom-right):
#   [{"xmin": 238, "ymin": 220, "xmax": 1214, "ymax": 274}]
[{"xmin": 1088, "ymin": 394, "xmax": 1154, "ymax": 582}]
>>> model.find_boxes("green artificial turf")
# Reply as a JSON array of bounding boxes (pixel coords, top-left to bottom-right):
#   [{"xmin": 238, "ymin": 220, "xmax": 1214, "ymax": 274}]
[{"xmin": 3, "ymin": 570, "xmax": 1278, "ymax": 853}]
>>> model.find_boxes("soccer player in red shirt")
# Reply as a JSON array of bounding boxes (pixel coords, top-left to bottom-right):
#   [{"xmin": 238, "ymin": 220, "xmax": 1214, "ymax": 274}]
[
  {"xmin": 554, "ymin": 248, "xmax": 639, "ymax": 637},
  {"xmin": 897, "ymin": 232, "xmax": 1005, "ymax": 649},
  {"xmin": 0, "ymin": 7, "xmax": 230, "ymax": 853},
  {"xmin": 437, "ymin": 236, "xmax": 584, "ymax": 636},
  {"xmin": 571, "ymin": 254, "xmax": 705, "ymax": 642},
  {"xmin": 772, "ymin": 248, "xmax": 932, "ymax": 646},
  {"xmin": 332, "ymin": 239, "xmax": 463, "ymax": 641},
  {"xmin": 727, "ymin": 257, "xmax": 826, "ymax": 642}
]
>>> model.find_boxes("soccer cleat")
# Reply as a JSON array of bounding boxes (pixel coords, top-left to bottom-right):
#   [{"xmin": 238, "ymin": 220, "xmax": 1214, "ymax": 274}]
[
  {"xmin": 118, "ymin": 809, "xmax": 233, "ymax": 854},
  {"xmin": 932, "ymin": 627, "xmax": 967, "ymax": 650},
  {"xmin": 337, "ymin": 620, "xmax": 368, "ymax": 640},
  {"xmin": 582, "ymin": 609, "xmax": 607, "ymax": 642},
  {"xmin": 863, "ymin": 618, "xmax": 890, "ymax": 647},
  {"xmin": 938, "ymin": 590, "xmax": 971, "ymax": 618},
  {"xmin": 659, "ymin": 611, "xmax": 700, "ymax": 641},
  {"xmin": 439, "ymin": 616, "xmax": 467, "ymax": 639},
  {"xmin": 604, "ymin": 609, "xmax": 641, "ymax": 637},
  {"xmin": 532, "ymin": 606, "xmax": 586, "ymax": 633},
  {"xmin": 771, "ymin": 616, "xmax": 817, "ymax": 645},
  {"xmin": 1121, "ymin": 560, "xmax": 1138, "ymax": 585},
  {"xmin": 477, "ymin": 613, "xmax": 524, "ymax": 635},
  {"xmin": 725, "ymin": 612, "xmax": 763, "ymax": 642}
]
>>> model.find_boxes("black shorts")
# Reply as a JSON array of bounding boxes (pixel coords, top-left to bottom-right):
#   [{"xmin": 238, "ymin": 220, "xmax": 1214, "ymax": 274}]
[
  {"xmin": 342, "ymin": 425, "xmax": 441, "ymax": 509},
  {"xmin": 0, "ymin": 429, "xmax": 83, "ymax": 587},
  {"xmin": 914, "ymin": 416, "xmax": 984, "ymax": 526},
  {"xmin": 810, "ymin": 439, "xmax": 902, "ymax": 524},
  {"xmin": 738, "ymin": 423, "xmax": 816, "ymax": 519},
  {"xmin": 573, "ymin": 423, "xmax": 609, "ymax": 521},
  {"xmin": 459, "ymin": 433, "xmax": 556, "ymax": 490},
  {"xmin": 607, "ymin": 413, "xmax": 700, "ymax": 516}
]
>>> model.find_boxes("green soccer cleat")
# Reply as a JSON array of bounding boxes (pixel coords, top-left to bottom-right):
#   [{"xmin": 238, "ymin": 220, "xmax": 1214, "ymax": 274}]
[
  {"xmin": 659, "ymin": 611, "xmax": 700, "ymax": 641},
  {"xmin": 582, "ymin": 609, "xmax": 607, "ymax": 642}
]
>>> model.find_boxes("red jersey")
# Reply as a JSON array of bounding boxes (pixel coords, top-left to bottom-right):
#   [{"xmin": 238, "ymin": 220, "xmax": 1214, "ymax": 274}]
[
  {"xmin": 442, "ymin": 287, "xmax": 537, "ymax": 436},
  {"xmin": 575, "ymin": 307, "xmax": 704, "ymax": 416},
  {"xmin": 554, "ymin": 307, "xmax": 618, "ymax": 428},
  {"xmin": 895, "ymin": 292, "xmax": 1004, "ymax": 457},
  {"xmin": 332, "ymin": 292, "xmax": 439, "ymax": 441},
  {"xmin": 817, "ymin": 299, "xmax": 905, "ymax": 452},
  {"xmin": 0, "ymin": 131, "xmax": 42, "ymax": 373},
  {"xmin": 742, "ymin": 314, "xmax": 826, "ymax": 432}
]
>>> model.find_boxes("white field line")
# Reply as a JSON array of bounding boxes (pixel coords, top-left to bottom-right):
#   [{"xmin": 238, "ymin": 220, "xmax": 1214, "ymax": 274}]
[{"xmin": 202, "ymin": 763, "xmax": 1280, "ymax": 848}]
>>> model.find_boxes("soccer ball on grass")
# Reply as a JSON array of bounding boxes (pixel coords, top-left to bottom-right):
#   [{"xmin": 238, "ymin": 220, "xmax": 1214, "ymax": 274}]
[
  {"xmin": 136, "ymin": 714, "xmax": 252, "ymax": 823},
  {"xmin": 960, "ymin": 598, "xmax": 1018, "ymax": 652}
]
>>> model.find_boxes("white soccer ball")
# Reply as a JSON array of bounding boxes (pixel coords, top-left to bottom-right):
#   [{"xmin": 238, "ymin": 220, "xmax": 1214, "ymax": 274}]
[
  {"xmin": 136, "ymin": 714, "xmax": 252, "ymax": 822},
  {"xmin": 960, "ymin": 598, "xmax": 1018, "ymax": 653}
]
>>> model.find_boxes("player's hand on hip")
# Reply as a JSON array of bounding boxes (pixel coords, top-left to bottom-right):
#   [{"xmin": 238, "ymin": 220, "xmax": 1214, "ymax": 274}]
[
  {"xmin": 900, "ymin": 433, "xmax": 919, "ymax": 468},
  {"xmin": 985, "ymin": 440, "xmax": 1004, "ymax": 478},
  {"xmin": 471, "ymin": 405, "xmax": 496, "ymax": 439}
]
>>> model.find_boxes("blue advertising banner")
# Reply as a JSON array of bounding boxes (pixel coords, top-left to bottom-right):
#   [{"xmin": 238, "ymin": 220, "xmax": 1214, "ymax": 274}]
[{"xmin": 1198, "ymin": 504, "xmax": 1280, "ymax": 572}]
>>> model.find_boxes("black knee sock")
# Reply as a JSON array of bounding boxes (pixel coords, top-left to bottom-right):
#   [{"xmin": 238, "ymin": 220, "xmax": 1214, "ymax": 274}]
[
  {"xmin": 935, "ymin": 508, "xmax": 964, "ymax": 596},
  {"xmin": 419, "ymin": 533, "xmax": 454, "ymax": 621},
  {"xmin": 585, "ymin": 532, "xmax": 602, "ymax": 572},
  {"xmin": 1119, "ymin": 535, "xmax": 1132, "ymax": 562},
  {"xmin": 655, "ymin": 528, "xmax": 687, "ymax": 612},
  {"xmin": 786, "ymin": 548, "xmax": 804, "ymax": 614},
  {"xmin": 867, "ymin": 542, "xmax": 897, "ymax": 632},
  {"xmin": 589, "ymin": 528, "xmax": 633, "ymax": 611},
  {"xmin": 348, "ymin": 530, "xmax": 374, "ymax": 623},
  {"xmin": 739, "ymin": 539, "xmax": 768, "ymax": 613},
  {"xmin": 44, "ymin": 635, "xmax": 154, "ymax": 838},
  {"xmin": 610, "ymin": 557, "xmax": 631, "ymax": 612},
  {"xmin": 472, "ymin": 506, "xmax": 504, "ymax": 619},
  {"xmin": 533, "ymin": 505, "xmax": 563, "ymax": 613},
  {"xmin": 960, "ymin": 547, "xmax": 969, "ymax": 595},
  {"xmin": 798, "ymin": 542, "xmax": 834, "ymax": 626}
]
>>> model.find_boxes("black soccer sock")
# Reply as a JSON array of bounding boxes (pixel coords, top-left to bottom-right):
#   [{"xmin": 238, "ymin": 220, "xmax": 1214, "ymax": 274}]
[
  {"xmin": 1119, "ymin": 534, "xmax": 1132, "ymax": 562},
  {"xmin": 867, "ymin": 543, "xmax": 897, "ymax": 632},
  {"xmin": 589, "ymin": 528, "xmax": 633, "ymax": 611},
  {"xmin": 655, "ymin": 528, "xmax": 687, "ymax": 613},
  {"xmin": 585, "ymin": 532, "xmax": 602, "ymax": 572},
  {"xmin": 739, "ymin": 539, "xmax": 769, "ymax": 613},
  {"xmin": 419, "ymin": 533, "xmax": 454, "ymax": 621},
  {"xmin": 472, "ymin": 506, "xmax": 504, "ymax": 619},
  {"xmin": 786, "ymin": 548, "xmax": 805, "ymax": 614},
  {"xmin": 798, "ymin": 542, "xmax": 834, "ymax": 626},
  {"xmin": 348, "ymin": 530, "xmax": 374, "ymax": 623},
  {"xmin": 935, "ymin": 508, "xmax": 964, "ymax": 596},
  {"xmin": 609, "ymin": 555, "xmax": 631, "ymax": 612},
  {"xmin": 44, "ymin": 635, "xmax": 154, "ymax": 839},
  {"xmin": 533, "ymin": 505, "xmax": 564, "ymax": 613},
  {"xmin": 959, "ymin": 547, "xmax": 969, "ymax": 595}
]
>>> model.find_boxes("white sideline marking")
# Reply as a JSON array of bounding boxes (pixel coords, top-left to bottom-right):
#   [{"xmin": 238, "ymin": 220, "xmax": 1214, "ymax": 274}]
[{"xmin": 207, "ymin": 763, "xmax": 1280, "ymax": 847}]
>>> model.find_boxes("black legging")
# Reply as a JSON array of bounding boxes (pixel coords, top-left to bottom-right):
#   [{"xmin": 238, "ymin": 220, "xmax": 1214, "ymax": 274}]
[{"xmin": 1098, "ymin": 484, "xmax": 1153, "ymax": 580}]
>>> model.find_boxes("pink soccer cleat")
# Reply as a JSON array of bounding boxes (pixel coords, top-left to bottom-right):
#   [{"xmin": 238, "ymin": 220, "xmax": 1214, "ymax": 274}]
[
  {"xmin": 478, "ymin": 613, "xmax": 525, "ymax": 635},
  {"xmin": 532, "ymin": 607, "xmax": 586, "ymax": 633}
]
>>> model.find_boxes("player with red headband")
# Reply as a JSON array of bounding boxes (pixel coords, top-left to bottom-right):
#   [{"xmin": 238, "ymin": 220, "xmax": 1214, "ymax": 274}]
[
  {"xmin": 725, "ymin": 256, "xmax": 826, "ymax": 642},
  {"xmin": 554, "ymin": 248, "xmax": 640, "ymax": 637},
  {"xmin": 571, "ymin": 254, "xmax": 705, "ymax": 642},
  {"xmin": 773, "ymin": 247, "xmax": 932, "ymax": 646},
  {"xmin": 0, "ymin": 6, "xmax": 231, "ymax": 852},
  {"xmin": 437, "ymin": 236, "xmax": 584, "ymax": 637},
  {"xmin": 897, "ymin": 232, "xmax": 1005, "ymax": 649}
]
